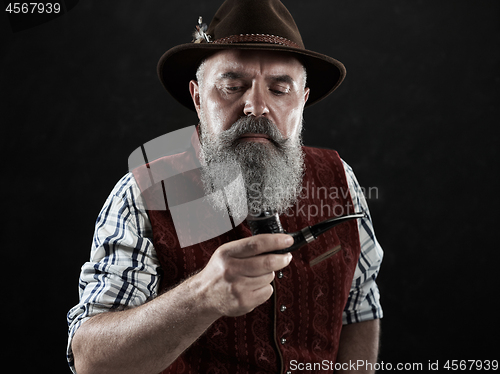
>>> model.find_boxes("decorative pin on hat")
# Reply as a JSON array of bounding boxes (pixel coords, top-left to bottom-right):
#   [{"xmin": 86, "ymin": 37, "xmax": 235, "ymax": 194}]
[{"xmin": 192, "ymin": 17, "xmax": 211, "ymax": 43}]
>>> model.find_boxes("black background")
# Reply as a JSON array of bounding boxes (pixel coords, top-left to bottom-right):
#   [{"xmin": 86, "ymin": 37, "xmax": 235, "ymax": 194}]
[{"xmin": 1, "ymin": 0, "xmax": 499, "ymax": 372}]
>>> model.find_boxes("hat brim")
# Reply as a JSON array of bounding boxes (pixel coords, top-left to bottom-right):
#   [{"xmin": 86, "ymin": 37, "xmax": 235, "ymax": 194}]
[{"xmin": 157, "ymin": 42, "xmax": 346, "ymax": 111}]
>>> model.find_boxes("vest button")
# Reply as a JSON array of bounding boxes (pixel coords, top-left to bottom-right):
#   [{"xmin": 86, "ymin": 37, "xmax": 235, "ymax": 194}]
[
  {"xmin": 280, "ymin": 337, "xmax": 287, "ymax": 344},
  {"xmin": 280, "ymin": 305, "xmax": 287, "ymax": 312},
  {"xmin": 277, "ymin": 271, "xmax": 283, "ymax": 279}
]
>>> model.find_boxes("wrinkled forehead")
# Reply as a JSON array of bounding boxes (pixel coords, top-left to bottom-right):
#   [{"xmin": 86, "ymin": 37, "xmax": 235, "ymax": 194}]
[{"xmin": 201, "ymin": 49, "xmax": 306, "ymax": 82}]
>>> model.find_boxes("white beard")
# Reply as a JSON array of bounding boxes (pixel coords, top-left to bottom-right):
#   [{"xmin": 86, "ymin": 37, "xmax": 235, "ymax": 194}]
[{"xmin": 198, "ymin": 114, "xmax": 305, "ymax": 220}]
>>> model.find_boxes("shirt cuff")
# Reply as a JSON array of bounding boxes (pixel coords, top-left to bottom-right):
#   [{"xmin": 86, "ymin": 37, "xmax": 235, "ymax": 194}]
[{"xmin": 342, "ymin": 276, "xmax": 383, "ymax": 325}]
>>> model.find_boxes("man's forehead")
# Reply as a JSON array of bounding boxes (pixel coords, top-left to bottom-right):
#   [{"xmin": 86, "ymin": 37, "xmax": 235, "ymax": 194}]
[{"xmin": 204, "ymin": 49, "xmax": 304, "ymax": 77}]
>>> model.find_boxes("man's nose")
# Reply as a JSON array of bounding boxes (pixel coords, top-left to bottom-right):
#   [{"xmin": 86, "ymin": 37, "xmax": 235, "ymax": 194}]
[{"xmin": 243, "ymin": 84, "xmax": 270, "ymax": 117}]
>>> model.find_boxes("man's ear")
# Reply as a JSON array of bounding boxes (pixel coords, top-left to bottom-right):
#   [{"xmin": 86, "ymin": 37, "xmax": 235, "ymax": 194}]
[
  {"xmin": 189, "ymin": 80, "xmax": 202, "ymax": 118},
  {"xmin": 304, "ymin": 87, "xmax": 310, "ymax": 105}
]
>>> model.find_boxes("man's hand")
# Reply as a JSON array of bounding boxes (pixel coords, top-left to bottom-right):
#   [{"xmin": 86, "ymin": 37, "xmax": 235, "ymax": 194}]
[
  {"xmin": 197, "ymin": 233, "xmax": 294, "ymax": 317},
  {"xmin": 72, "ymin": 233, "xmax": 293, "ymax": 374}
]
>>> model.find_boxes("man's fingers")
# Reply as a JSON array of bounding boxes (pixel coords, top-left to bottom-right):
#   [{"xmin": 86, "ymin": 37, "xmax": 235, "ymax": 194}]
[
  {"xmin": 250, "ymin": 283, "xmax": 274, "ymax": 307},
  {"xmin": 221, "ymin": 234, "xmax": 294, "ymax": 278},
  {"xmin": 228, "ymin": 234, "xmax": 294, "ymax": 258},
  {"xmin": 237, "ymin": 253, "xmax": 292, "ymax": 277},
  {"xmin": 203, "ymin": 234, "xmax": 294, "ymax": 317},
  {"xmin": 235, "ymin": 270, "xmax": 275, "ymax": 289}
]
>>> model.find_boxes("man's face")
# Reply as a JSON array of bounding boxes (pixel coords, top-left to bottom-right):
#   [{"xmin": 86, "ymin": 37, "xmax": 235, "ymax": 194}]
[
  {"xmin": 189, "ymin": 49, "xmax": 310, "ymax": 217},
  {"xmin": 190, "ymin": 49, "xmax": 309, "ymax": 141}
]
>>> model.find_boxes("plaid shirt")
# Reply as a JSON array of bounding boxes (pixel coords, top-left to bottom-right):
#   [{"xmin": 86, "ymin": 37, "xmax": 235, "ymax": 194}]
[{"xmin": 66, "ymin": 161, "xmax": 384, "ymax": 372}]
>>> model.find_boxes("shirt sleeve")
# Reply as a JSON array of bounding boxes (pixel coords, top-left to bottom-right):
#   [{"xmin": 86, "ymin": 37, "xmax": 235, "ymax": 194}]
[
  {"xmin": 66, "ymin": 173, "xmax": 161, "ymax": 373},
  {"xmin": 341, "ymin": 161, "xmax": 384, "ymax": 324}
]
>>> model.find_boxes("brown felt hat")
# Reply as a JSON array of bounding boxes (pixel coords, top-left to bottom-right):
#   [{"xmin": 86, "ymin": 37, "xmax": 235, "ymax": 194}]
[{"xmin": 157, "ymin": 0, "xmax": 346, "ymax": 111}]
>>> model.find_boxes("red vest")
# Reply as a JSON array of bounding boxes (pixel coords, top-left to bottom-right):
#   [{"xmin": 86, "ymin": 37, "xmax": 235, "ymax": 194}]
[{"xmin": 133, "ymin": 144, "xmax": 361, "ymax": 374}]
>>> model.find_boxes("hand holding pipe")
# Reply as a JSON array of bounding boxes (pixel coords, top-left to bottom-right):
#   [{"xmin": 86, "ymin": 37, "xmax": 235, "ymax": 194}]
[{"xmin": 246, "ymin": 210, "xmax": 367, "ymax": 254}]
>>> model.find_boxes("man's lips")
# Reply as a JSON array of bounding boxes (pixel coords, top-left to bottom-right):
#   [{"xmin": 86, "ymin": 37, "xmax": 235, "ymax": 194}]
[{"xmin": 238, "ymin": 133, "xmax": 271, "ymax": 142}]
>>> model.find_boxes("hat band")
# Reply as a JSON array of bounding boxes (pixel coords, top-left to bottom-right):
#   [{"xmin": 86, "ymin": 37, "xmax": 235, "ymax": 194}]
[{"xmin": 212, "ymin": 34, "xmax": 301, "ymax": 49}]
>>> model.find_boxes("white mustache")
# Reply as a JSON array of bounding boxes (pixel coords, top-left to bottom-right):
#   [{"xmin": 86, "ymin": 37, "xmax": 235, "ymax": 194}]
[{"xmin": 217, "ymin": 116, "xmax": 288, "ymax": 149}]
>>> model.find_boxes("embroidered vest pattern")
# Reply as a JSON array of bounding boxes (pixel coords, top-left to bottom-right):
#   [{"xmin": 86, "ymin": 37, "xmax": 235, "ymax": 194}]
[{"xmin": 133, "ymin": 146, "xmax": 361, "ymax": 374}]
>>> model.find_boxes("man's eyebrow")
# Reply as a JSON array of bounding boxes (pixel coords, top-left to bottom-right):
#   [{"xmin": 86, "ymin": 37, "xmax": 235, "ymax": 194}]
[
  {"xmin": 218, "ymin": 71, "xmax": 247, "ymax": 80},
  {"xmin": 268, "ymin": 74, "xmax": 295, "ymax": 85},
  {"xmin": 217, "ymin": 72, "xmax": 295, "ymax": 84}
]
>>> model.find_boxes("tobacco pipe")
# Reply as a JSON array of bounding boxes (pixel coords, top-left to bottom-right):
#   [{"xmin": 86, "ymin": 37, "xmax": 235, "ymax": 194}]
[{"xmin": 246, "ymin": 210, "xmax": 366, "ymax": 254}]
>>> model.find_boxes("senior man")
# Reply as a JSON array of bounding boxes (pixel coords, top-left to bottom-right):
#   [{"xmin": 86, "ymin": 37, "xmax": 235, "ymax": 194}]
[{"xmin": 67, "ymin": 1, "xmax": 383, "ymax": 373}]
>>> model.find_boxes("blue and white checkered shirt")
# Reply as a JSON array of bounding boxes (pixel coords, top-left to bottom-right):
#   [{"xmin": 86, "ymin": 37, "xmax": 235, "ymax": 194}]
[{"xmin": 66, "ymin": 161, "xmax": 384, "ymax": 373}]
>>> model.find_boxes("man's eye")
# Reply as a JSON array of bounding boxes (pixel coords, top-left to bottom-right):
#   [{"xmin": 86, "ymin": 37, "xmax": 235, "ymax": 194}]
[
  {"xmin": 271, "ymin": 86, "xmax": 290, "ymax": 95},
  {"xmin": 222, "ymin": 86, "xmax": 243, "ymax": 94}
]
